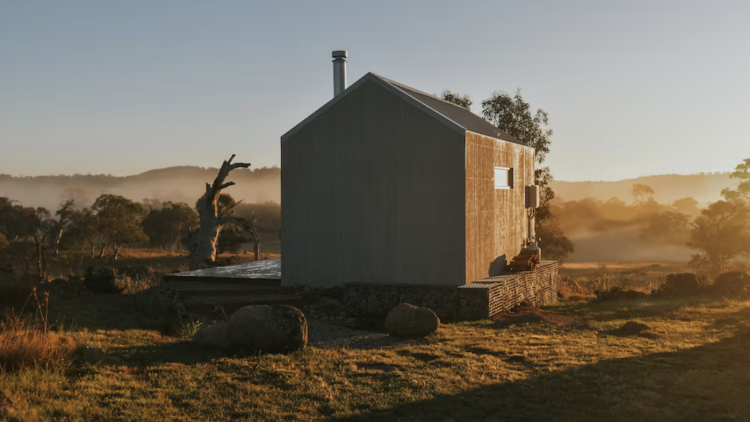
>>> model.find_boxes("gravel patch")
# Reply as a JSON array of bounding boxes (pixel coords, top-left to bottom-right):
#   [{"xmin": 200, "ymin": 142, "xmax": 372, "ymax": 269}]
[{"xmin": 306, "ymin": 318, "xmax": 420, "ymax": 350}]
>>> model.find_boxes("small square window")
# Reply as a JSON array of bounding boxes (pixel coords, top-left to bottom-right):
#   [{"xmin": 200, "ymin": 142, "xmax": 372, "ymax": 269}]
[{"xmin": 494, "ymin": 167, "xmax": 513, "ymax": 189}]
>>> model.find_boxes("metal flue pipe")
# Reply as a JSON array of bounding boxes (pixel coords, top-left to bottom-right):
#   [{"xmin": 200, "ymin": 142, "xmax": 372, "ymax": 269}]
[{"xmin": 332, "ymin": 50, "xmax": 347, "ymax": 97}]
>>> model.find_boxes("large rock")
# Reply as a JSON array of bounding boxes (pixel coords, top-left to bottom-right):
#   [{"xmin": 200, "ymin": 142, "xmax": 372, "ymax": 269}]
[
  {"xmin": 228, "ymin": 305, "xmax": 308, "ymax": 354},
  {"xmin": 711, "ymin": 272, "xmax": 750, "ymax": 298},
  {"xmin": 384, "ymin": 303, "xmax": 440, "ymax": 338},
  {"xmin": 194, "ymin": 321, "xmax": 230, "ymax": 349}
]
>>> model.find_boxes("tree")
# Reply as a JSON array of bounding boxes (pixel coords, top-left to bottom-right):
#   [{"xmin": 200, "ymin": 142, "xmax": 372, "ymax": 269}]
[
  {"xmin": 536, "ymin": 214, "xmax": 574, "ymax": 260},
  {"xmin": 644, "ymin": 211, "xmax": 690, "ymax": 243},
  {"xmin": 29, "ymin": 207, "xmax": 55, "ymax": 280},
  {"xmin": 481, "ymin": 89, "xmax": 570, "ymax": 252},
  {"xmin": 630, "ymin": 184, "xmax": 655, "ymax": 204},
  {"xmin": 441, "ymin": 90, "xmax": 472, "ymax": 110},
  {"xmin": 49, "ymin": 199, "xmax": 75, "ymax": 255},
  {"xmin": 91, "ymin": 194, "xmax": 148, "ymax": 260},
  {"xmin": 65, "ymin": 208, "xmax": 100, "ymax": 258},
  {"xmin": 721, "ymin": 158, "xmax": 750, "ymax": 205},
  {"xmin": 142, "ymin": 201, "xmax": 198, "ymax": 251},
  {"xmin": 216, "ymin": 223, "xmax": 247, "ymax": 254},
  {"xmin": 687, "ymin": 200, "xmax": 750, "ymax": 276},
  {"xmin": 482, "ymin": 89, "xmax": 552, "ymax": 164},
  {"xmin": 190, "ymin": 155, "xmax": 251, "ymax": 269},
  {"xmin": 0, "ymin": 197, "xmax": 54, "ymax": 280},
  {"xmin": 672, "ymin": 197, "xmax": 701, "ymax": 216}
]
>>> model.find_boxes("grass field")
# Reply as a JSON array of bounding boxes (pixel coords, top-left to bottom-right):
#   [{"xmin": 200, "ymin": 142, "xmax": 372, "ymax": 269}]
[
  {"xmin": 558, "ymin": 261, "xmax": 693, "ymax": 296},
  {"xmin": 42, "ymin": 231, "xmax": 281, "ymax": 281},
  {"xmin": 2, "ymin": 288, "xmax": 749, "ymax": 421}
]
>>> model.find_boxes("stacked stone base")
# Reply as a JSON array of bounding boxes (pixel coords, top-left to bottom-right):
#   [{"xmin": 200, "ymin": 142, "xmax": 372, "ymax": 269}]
[{"xmin": 341, "ymin": 261, "xmax": 559, "ymax": 321}]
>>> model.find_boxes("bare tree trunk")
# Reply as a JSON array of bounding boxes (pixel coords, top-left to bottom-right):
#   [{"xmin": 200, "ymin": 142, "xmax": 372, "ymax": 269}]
[
  {"xmin": 252, "ymin": 233, "xmax": 261, "ymax": 261},
  {"xmin": 50, "ymin": 226, "xmax": 63, "ymax": 255},
  {"xmin": 113, "ymin": 244, "xmax": 121, "ymax": 261},
  {"xmin": 89, "ymin": 241, "xmax": 96, "ymax": 259},
  {"xmin": 189, "ymin": 155, "xmax": 250, "ymax": 270},
  {"xmin": 99, "ymin": 240, "xmax": 108, "ymax": 258}
]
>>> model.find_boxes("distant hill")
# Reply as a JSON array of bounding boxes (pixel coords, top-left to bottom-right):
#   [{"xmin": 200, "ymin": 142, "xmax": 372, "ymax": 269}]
[
  {"xmin": 0, "ymin": 166, "xmax": 281, "ymax": 210},
  {"xmin": 550, "ymin": 173, "xmax": 734, "ymax": 206},
  {"xmin": 0, "ymin": 167, "xmax": 736, "ymax": 211}
]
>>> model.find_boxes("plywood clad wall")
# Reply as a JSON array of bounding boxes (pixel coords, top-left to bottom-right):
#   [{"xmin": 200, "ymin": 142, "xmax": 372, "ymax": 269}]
[
  {"xmin": 282, "ymin": 79, "xmax": 466, "ymax": 287},
  {"xmin": 465, "ymin": 132, "xmax": 535, "ymax": 283}
]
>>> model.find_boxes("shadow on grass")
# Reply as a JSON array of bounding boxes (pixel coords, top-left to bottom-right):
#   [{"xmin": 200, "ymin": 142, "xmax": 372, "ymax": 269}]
[
  {"xmin": 109, "ymin": 341, "xmax": 229, "ymax": 367},
  {"xmin": 333, "ymin": 314, "xmax": 750, "ymax": 422},
  {"xmin": 552, "ymin": 295, "xmax": 737, "ymax": 324}
]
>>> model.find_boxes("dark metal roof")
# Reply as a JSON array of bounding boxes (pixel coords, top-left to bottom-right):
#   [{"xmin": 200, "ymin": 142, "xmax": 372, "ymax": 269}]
[
  {"xmin": 373, "ymin": 74, "xmax": 522, "ymax": 145},
  {"xmin": 281, "ymin": 72, "xmax": 525, "ymax": 146}
]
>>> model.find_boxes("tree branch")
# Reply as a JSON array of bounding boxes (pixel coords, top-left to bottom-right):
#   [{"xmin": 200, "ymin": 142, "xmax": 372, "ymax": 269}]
[{"xmin": 218, "ymin": 215, "xmax": 245, "ymax": 226}]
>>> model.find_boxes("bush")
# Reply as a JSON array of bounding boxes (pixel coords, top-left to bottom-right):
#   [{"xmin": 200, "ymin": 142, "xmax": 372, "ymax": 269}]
[
  {"xmin": 710, "ymin": 272, "xmax": 750, "ymax": 299},
  {"xmin": 595, "ymin": 286, "xmax": 648, "ymax": 301},
  {"xmin": 84, "ymin": 267, "xmax": 123, "ymax": 294},
  {"xmin": 83, "ymin": 266, "xmax": 161, "ymax": 294},
  {"xmin": 0, "ymin": 290, "xmax": 77, "ymax": 372},
  {"xmin": 653, "ymin": 273, "xmax": 707, "ymax": 297}
]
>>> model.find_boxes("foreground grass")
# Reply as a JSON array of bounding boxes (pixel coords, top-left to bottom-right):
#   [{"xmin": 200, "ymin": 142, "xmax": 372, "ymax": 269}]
[{"xmin": 2, "ymin": 295, "xmax": 749, "ymax": 421}]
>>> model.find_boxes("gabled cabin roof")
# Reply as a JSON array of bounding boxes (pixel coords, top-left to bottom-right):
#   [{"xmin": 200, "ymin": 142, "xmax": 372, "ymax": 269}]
[{"xmin": 281, "ymin": 72, "xmax": 523, "ymax": 146}]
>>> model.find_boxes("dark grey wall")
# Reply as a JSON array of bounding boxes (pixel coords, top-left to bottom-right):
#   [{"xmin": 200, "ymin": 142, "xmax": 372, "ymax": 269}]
[{"xmin": 281, "ymin": 79, "xmax": 466, "ymax": 286}]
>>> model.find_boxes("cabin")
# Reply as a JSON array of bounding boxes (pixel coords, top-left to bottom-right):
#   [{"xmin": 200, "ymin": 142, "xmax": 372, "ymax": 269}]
[{"xmin": 281, "ymin": 55, "xmax": 536, "ymax": 288}]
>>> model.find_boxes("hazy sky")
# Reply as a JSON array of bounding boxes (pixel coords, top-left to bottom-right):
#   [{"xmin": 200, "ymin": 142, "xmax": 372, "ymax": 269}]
[{"xmin": 1, "ymin": 0, "xmax": 748, "ymax": 181}]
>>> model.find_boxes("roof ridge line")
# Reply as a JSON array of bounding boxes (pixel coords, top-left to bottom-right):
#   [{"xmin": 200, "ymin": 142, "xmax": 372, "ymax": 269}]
[{"xmin": 369, "ymin": 73, "xmax": 477, "ymax": 113}]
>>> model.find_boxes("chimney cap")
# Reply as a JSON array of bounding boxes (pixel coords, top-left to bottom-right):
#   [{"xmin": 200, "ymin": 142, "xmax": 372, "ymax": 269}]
[{"xmin": 332, "ymin": 50, "xmax": 348, "ymax": 59}]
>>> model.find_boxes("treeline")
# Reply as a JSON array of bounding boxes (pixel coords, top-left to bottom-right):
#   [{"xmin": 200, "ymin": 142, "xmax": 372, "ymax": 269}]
[
  {"xmin": 554, "ymin": 159, "xmax": 750, "ymax": 276},
  {"xmin": 553, "ymin": 187, "xmax": 700, "ymax": 246},
  {"xmin": 0, "ymin": 193, "xmax": 281, "ymax": 281}
]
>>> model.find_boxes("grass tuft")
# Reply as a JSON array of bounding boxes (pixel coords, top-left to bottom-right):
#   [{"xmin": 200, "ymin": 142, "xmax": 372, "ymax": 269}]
[{"xmin": 0, "ymin": 289, "xmax": 77, "ymax": 372}]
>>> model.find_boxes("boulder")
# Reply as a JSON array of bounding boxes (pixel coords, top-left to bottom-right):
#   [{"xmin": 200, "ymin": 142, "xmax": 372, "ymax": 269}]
[
  {"xmin": 711, "ymin": 272, "xmax": 750, "ymax": 298},
  {"xmin": 194, "ymin": 321, "xmax": 230, "ymax": 349},
  {"xmin": 227, "ymin": 305, "xmax": 308, "ymax": 354},
  {"xmin": 384, "ymin": 303, "xmax": 440, "ymax": 338}
]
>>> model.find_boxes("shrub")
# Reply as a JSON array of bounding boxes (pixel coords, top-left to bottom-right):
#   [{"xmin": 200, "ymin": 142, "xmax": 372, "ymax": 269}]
[
  {"xmin": 0, "ymin": 290, "xmax": 77, "ymax": 372},
  {"xmin": 82, "ymin": 266, "xmax": 161, "ymax": 294},
  {"xmin": 710, "ymin": 272, "xmax": 750, "ymax": 299},
  {"xmin": 653, "ymin": 273, "xmax": 707, "ymax": 297},
  {"xmin": 83, "ymin": 267, "xmax": 123, "ymax": 294},
  {"xmin": 595, "ymin": 286, "xmax": 648, "ymax": 301}
]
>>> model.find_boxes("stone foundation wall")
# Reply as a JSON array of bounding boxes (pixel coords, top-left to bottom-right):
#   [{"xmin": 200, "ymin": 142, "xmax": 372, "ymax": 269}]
[{"xmin": 341, "ymin": 261, "xmax": 559, "ymax": 321}]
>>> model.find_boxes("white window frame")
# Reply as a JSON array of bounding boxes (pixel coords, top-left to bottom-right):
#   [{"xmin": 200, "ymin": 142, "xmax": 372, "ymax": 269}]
[{"xmin": 494, "ymin": 167, "xmax": 513, "ymax": 189}]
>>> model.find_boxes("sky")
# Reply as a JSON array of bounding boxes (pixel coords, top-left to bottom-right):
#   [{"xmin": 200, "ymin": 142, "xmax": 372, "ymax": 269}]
[{"xmin": 1, "ymin": 0, "xmax": 748, "ymax": 181}]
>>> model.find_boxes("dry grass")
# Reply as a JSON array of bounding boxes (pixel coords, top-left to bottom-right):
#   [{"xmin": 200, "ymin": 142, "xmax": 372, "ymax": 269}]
[
  {"xmin": 0, "ymin": 290, "xmax": 747, "ymax": 421},
  {"xmin": 559, "ymin": 261, "xmax": 691, "ymax": 294},
  {"xmin": 1, "ymin": 258, "xmax": 748, "ymax": 420},
  {"xmin": 0, "ymin": 290, "xmax": 77, "ymax": 373}
]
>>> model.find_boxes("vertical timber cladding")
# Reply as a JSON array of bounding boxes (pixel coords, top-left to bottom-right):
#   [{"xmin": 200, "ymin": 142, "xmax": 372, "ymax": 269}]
[
  {"xmin": 281, "ymin": 79, "xmax": 466, "ymax": 287},
  {"xmin": 465, "ymin": 132, "xmax": 535, "ymax": 283}
]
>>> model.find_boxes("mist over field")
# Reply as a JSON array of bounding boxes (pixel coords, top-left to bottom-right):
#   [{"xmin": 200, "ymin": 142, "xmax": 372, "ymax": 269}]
[
  {"xmin": 0, "ymin": 166, "xmax": 280, "ymax": 211},
  {"xmin": 552, "ymin": 172, "xmax": 732, "ymax": 205},
  {"xmin": 0, "ymin": 167, "xmax": 740, "ymax": 263}
]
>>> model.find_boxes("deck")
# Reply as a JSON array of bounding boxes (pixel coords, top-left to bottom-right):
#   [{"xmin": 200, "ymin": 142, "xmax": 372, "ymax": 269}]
[{"xmin": 163, "ymin": 259, "xmax": 307, "ymax": 314}]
